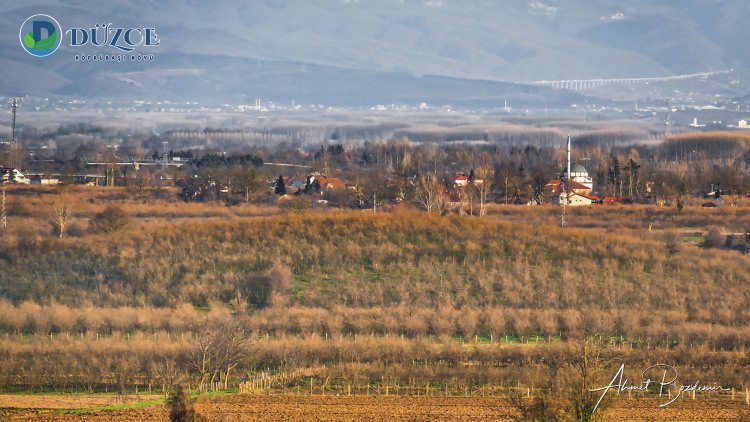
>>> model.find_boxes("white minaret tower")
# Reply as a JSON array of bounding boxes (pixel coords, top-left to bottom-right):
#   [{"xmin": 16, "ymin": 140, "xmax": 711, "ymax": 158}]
[{"xmin": 565, "ymin": 134, "xmax": 571, "ymax": 206}]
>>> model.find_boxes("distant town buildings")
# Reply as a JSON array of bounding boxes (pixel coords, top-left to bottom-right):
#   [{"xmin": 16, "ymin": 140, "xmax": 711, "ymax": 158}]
[{"xmin": 690, "ymin": 117, "xmax": 706, "ymax": 128}]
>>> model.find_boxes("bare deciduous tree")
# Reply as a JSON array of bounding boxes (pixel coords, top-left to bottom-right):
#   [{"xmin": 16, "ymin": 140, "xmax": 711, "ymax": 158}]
[
  {"xmin": 51, "ymin": 189, "xmax": 74, "ymax": 238},
  {"xmin": 566, "ymin": 337, "xmax": 612, "ymax": 421},
  {"xmin": 473, "ymin": 166, "xmax": 493, "ymax": 217},
  {"xmin": 188, "ymin": 316, "xmax": 249, "ymax": 392},
  {"xmin": 231, "ymin": 166, "xmax": 262, "ymax": 202},
  {"xmin": 413, "ymin": 173, "xmax": 446, "ymax": 214}
]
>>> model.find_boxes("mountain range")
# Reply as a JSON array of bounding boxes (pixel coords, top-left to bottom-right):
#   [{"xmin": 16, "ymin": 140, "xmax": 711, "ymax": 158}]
[{"xmin": 0, "ymin": 0, "xmax": 747, "ymax": 106}]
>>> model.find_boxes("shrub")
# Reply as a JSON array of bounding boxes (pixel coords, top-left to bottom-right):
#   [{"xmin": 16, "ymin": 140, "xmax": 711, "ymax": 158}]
[
  {"xmin": 89, "ymin": 205, "xmax": 130, "ymax": 233},
  {"xmin": 704, "ymin": 227, "xmax": 725, "ymax": 249},
  {"xmin": 167, "ymin": 385, "xmax": 203, "ymax": 422}
]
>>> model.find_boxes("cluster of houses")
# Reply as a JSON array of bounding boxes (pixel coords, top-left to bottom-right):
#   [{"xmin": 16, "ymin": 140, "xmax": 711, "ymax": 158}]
[
  {"xmin": 278, "ymin": 173, "xmax": 346, "ymax": 194},
  {"xmin": 272, "ymin": 164, "xmax": 613, "ymax": 211},
  {"xmin": 274, "ymin": 170, "xmax": 490, "ymax": 212}
]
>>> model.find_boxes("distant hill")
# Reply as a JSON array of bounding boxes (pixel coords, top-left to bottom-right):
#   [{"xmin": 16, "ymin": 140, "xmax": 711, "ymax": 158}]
[{"xmin": 0, "ymin": 0, "xmax": 747, "ymax": 106}]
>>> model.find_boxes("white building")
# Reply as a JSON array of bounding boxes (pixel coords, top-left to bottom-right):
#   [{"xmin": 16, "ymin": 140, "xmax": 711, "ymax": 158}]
[
  {"xmin": 545, "ymin": 137, "xmax": 597, "ymax": 206},
  {"xmin": 0, "ymin": 167, "xmax": 30, "ymax": 184},
  {"xmin": 561, "ymin": 163, "xmax": 593, "ymax": 192}
]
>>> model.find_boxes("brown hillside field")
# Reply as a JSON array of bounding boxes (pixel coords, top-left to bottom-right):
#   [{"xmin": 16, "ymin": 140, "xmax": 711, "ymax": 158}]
[{"xmin": 1, "ymin": 185, "xmax": 749, "ymax": 420}]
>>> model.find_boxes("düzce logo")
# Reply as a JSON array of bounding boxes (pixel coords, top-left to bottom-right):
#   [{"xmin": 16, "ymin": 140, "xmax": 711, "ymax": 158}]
[{"xmin": 19, "ymin": 14, "xmax": 62, "ymax": 57}]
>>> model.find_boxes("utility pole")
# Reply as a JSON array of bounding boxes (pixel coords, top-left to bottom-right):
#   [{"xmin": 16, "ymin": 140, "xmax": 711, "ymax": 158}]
[
  {"xmin": 1, "ymin": 185, "xmax": 6, "ymax": 230},
  {"xmin": 10, "ymin": 98, "xmax": 17, "ymax": 169}
]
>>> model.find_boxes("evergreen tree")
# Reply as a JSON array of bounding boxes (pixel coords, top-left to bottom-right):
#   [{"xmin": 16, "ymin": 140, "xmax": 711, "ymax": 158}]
[{"xmin": 274, "ymin": 175, "xmax": 286, "ymax": 195}]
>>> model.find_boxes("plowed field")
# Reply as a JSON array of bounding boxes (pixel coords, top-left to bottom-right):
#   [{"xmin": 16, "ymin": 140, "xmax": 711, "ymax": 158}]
[{"xmin": 2, "ymin": 394, "xmax": 748, "ymax": 421}]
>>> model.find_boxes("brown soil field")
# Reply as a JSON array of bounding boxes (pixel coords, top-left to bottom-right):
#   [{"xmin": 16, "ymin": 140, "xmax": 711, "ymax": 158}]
[
  {"xmin": 0, "ymin": 394, "xmax": 162, "ymax": 409},
  {"xmin": 2, "ymin": 394, "xmax": 749, "ymax": 421}
]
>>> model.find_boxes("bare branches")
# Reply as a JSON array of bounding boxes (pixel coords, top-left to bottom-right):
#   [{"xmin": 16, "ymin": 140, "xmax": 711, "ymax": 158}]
[
  {"xmin": 51, "ymin": 188, "xmax": 74, "ymax": 238},
  {"xmin": 230, "ymin": 166, "xmax": 262, "ymax": 202},
  {"xmin": 188, "ymin": 316, "xmax": 249, "ymax": 392},
  {"xmin": 473, "ymin": 166, "xmax": 493, "ymax": 217},
  {"xmin": 413, "ymin": 173, "xmax": 446, "ymax": 214}
]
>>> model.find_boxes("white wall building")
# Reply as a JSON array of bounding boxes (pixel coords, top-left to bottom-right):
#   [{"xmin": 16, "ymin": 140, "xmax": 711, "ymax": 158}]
[{"xmin": 0, "ymin": 167, "xmax": 30, "ymax": 184}]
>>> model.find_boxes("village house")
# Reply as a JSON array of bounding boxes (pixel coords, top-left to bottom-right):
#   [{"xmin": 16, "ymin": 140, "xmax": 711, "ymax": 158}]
[
  {"xmin": 28, "ymin": 174, "xmax": 61, "ymax": 185},
  {"xmin": 453, "ymin": 171, "xmax": 483, "ymax": 187},
  {"xmin": 278, "ymin": 172, "xmax": 346, "ymax": 194},
  {"xmin": 453, "ymin": 173, "xmax": 469, "ymax": 187},
  {"xmin": 0, "ymin": 167, "xmax": 30, "ymax": 184}
]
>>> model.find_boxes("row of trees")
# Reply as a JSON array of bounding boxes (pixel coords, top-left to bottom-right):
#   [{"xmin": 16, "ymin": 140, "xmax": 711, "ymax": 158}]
[
  {"xmin": 1, "ymin": 302, "xmax": 748, "ymax": 350},
  {"xmin": 0, "ymin": 321, "xmax": 746, "ymax": 410}
]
